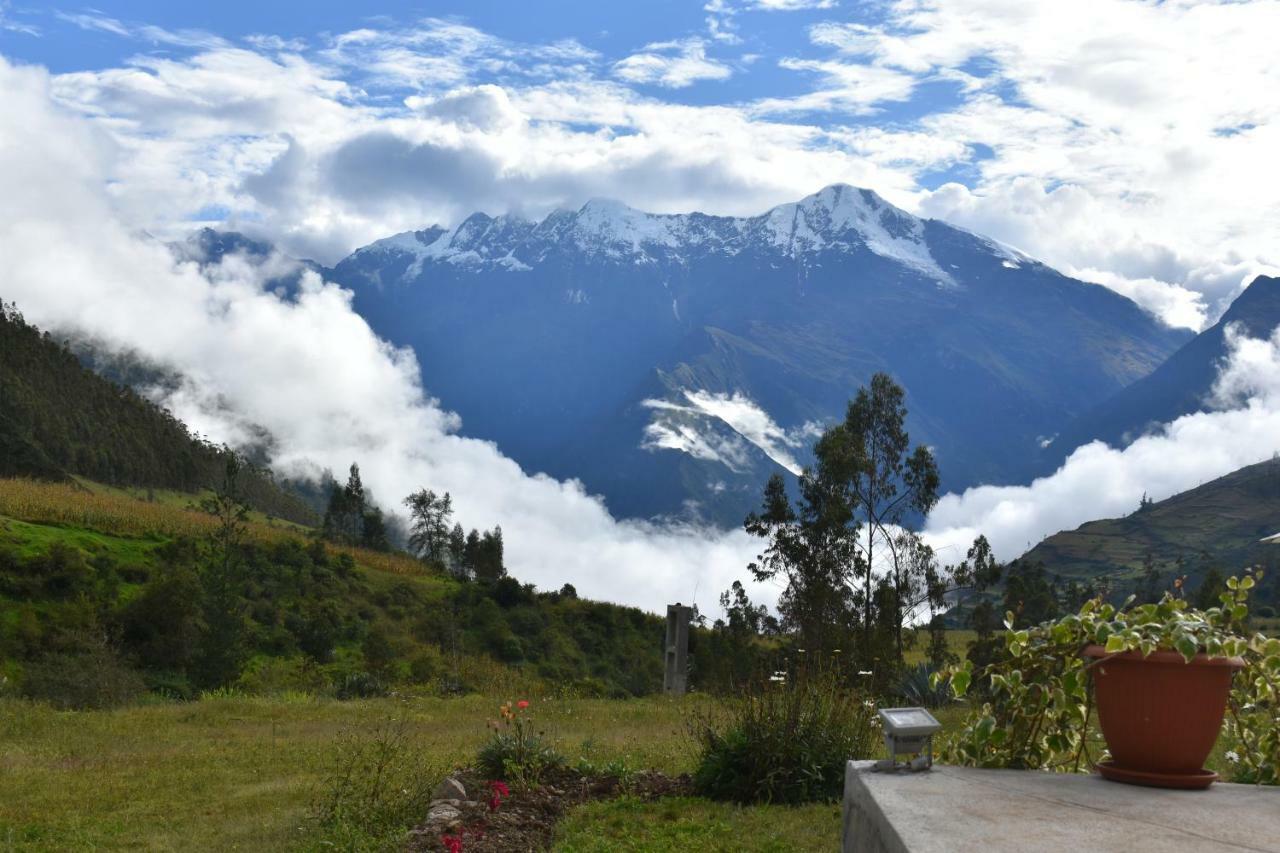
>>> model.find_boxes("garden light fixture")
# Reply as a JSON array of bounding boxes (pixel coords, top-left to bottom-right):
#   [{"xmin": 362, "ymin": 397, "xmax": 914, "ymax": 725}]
[{"xmin": 872, "ymin": 707, "xmax": 942, "ymax": 772}]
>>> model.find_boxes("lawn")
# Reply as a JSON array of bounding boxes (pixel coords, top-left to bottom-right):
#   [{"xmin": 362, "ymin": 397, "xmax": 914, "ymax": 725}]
[{"xmin": 0, "ymin": 693, "xmax": 839, "ymax": 851}]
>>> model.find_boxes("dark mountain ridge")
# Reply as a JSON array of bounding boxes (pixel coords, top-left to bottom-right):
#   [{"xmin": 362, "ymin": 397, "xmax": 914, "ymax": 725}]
[{"xmin": 1042, "ymin": 275, "xmax": 1280, "ymax": 467}]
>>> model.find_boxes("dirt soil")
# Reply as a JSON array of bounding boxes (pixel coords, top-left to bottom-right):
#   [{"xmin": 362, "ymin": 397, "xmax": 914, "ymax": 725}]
[{"xmin": 407, "ymin": 766, "xmax": 692, "ymax": 852}]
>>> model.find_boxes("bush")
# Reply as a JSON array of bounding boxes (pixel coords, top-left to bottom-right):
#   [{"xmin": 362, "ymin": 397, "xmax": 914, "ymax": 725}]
[
  {"xmin": 692, "ymin": 666, "xmax": 878, "ymax": 804},
  {"xmin": 22, "ymin": 645, "xmax": 147, "ymax": 709},
  {"xmin": 236, "ymin": 656, "xmax": 327, "ymax": 696},
  {"xmin": 309, "ymin": 715, "xmax": 443, "ymax": 849},
  {"xmin": 334, "ymin": 671, "xmax": 389, "ymax": 700}
]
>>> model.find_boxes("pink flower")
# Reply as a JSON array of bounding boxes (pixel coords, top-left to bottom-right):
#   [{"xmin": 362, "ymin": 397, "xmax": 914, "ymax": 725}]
[
  {"xmin": 487, "ymin": 779, "xmax": 510, "ymax": 811},
  {"xmin": 440, "ymin": 833, "xmax": 463, "ymax": 853},
  {"xmin": 517, "ymin": 700, "xmax": 529, "ymax": 709}
]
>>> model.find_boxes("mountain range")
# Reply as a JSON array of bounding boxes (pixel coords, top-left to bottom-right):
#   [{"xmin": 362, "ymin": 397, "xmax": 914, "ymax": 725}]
[{"xmin": 325, "ymin": 184, "xmax": 1190, "ymax": 525}]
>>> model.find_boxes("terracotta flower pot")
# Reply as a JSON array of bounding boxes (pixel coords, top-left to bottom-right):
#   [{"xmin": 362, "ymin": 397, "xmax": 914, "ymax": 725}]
[{"xmin": 1083, "ymin": 644, "xmax": 1244, "ymax": 789}]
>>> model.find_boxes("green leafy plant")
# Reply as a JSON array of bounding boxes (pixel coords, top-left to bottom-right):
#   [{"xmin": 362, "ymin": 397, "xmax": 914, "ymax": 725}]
[
  {"xmin": 476, "ymin": 699, "xmax": 563, "ymax": 787},
  {"xmin": 691, "ymin": 662, "xmax": 878, "ymax": 804},
  {"xmin": 935, "ymin": 570, "xmax": 1278, "ymax": 782}
]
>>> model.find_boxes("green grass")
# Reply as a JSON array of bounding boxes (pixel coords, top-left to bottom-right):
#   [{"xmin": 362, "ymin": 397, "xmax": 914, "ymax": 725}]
[
  {"xmin": 555, "ymin": 797, "xmax": 840, "ymax": 851},
  {"xmin": 0, "ymin": 694, "xmax": 714, "ymax": 851}
]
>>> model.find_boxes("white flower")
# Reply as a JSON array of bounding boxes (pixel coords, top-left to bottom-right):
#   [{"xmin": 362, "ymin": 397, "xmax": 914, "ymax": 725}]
[{"xmin": 1226, "ymin": 750, "xmax": 1240, "ymax": 763}]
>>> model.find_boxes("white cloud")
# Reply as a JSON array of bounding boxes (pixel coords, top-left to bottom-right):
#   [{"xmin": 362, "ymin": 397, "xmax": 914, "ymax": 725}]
[
  {"xmin": 0, "ymin": 56, "xmax": 770, "ymax": 616},
  {"xmin": 613, "ymin": 38, "xmax": 732, "ymax": 89},
  {"xmin": 0, "ymin": 0, "xmax": 37, "ymax": 35},
  {"xmin": 642, "ymin": 391, "xmax": 822, "ymax": 475},
  {"xmin": 924, "ymin": 316, "xmax": 1280, "ymax": 561}
]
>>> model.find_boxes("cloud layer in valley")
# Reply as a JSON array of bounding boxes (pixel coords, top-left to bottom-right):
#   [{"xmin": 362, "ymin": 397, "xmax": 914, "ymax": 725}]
[{"xmin": 924, "ymin": 322, "xmax": 1280, "ymax": 562}]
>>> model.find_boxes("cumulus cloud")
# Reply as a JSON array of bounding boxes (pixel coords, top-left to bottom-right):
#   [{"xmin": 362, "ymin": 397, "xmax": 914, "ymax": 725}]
[
  {"xmin": 923, "ymin": 318, "xmax": 1280, "ymax": 561},
  {"xmin": 0, "ymin": 57, "xmax": 769, "ymax": 616},
  {"xmin": 613, "ymin": 38, "xmax": 732, "ymax": 89}
]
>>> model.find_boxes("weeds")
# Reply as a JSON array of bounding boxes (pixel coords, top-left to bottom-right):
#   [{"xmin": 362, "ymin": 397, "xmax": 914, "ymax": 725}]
[{"xmin": 308, "ymin": 714, "xmax": 442, "ymax": 850}]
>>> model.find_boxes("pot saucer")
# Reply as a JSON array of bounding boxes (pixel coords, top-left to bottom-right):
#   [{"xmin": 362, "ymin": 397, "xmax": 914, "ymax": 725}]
[{"xmin": 1096, "ymin": 760, "xmax": 1218, "ymax": 790}]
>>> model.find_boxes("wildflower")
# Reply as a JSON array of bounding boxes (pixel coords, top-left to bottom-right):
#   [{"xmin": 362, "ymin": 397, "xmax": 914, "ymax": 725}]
[
  {"xmin": 517, "ymin": 699, "xmax": 529, "ymax": 709},
  {"xmin": 1226, "ymin": 750, "xmax": 1240, "ymax": 763}
]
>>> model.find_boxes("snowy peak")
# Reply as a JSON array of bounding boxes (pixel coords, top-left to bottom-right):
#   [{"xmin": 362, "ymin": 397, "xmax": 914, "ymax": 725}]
[
  {"xmin": 759, "ymin": 184, "xmax": 949, "ymax": 282},
  {"xmin": 345, "ymin": 184, "xmax": 974, "ymax": 284}
]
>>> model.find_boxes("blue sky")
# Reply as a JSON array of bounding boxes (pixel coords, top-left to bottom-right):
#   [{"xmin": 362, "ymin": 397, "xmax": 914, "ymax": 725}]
[{"xmin": 2, "ymin": 0, "xmax": 1278, "ymax": 329}]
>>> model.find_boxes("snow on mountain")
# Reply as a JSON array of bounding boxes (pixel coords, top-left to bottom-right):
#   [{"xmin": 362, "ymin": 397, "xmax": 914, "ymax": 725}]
[{"xmin": 350, "ymin": 184, "xmax": 967, "ymax": 286}]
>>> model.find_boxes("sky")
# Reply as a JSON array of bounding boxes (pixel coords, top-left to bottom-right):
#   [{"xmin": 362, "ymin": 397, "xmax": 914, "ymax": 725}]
[{"xmin": 3, "ymin": 1, "xmax": 1280, "ymax": 613}]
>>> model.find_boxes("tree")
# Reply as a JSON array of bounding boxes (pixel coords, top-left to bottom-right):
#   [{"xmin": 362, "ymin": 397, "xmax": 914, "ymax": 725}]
[
  {"xmin": 447, "ymin": 523, "xmax": 467, "ymax": 575},
  {"xmin": 322, "ymin": 463, "xmax": 371, "ymax": 545},
  {"xmin": 474, "ymin": 526, "xmax": 505, "ymax": 581},
  {"xmin": 404, "ymin": 489, "xmax": 453, "ymax": 565},
  {"xmin": 821, "ymin": 373, "xmax": 940, "ymax": 660},
  {"xmin": 195, "ymin": 453, "xmax": 251, "ymax": 687},
  {"xmin": 745, "ymin": 374, "xmax": 979, "ymax": 673},
  {"xmin": 744, "ymin": 471, "xmax": 856, "ymax": 655}
]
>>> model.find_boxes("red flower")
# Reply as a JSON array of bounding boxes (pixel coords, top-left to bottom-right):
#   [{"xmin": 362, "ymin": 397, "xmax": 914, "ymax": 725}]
[
  {"xmin": 440, "ymin": 833, "xmax": 463, "ymax": 853},
  {"xmin": 516, "ymin": 700, "xmax": 529, "ymax": 709},
  {"xmin": 487, "ymin": 779, "xmax": 510, "ymax": 811}
]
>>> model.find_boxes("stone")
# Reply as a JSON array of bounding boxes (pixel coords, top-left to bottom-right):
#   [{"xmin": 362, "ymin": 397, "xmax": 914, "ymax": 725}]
[
  {"xmin": 432, "ymin": 776, "xmax": 467, "ymax": 801},
  {"xmin": 843, "ymin": 760, "xmax": 1280, "ymax": 852},
  {"xmin": 663, "ymin": 603, "xmax": 692, "ymax": 695},
  {"xmin": 425, "ymin": 803, "xmax": 461, "ymax": 825}
]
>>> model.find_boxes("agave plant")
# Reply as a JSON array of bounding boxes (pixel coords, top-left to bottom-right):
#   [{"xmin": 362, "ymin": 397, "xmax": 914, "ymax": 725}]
[{"xmin": 893, "ymin": 663, "xmax": 952, "ymax": 708}]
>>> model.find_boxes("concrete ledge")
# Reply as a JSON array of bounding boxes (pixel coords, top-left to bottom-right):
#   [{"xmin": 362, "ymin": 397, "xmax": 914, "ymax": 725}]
[{"xmin": 843, "ymin": 760, "xmax": 1280, "ymax": 852}]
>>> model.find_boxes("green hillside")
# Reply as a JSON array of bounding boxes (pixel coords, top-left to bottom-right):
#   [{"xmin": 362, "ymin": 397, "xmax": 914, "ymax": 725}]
[
  {"xmin": 0, "ymin": 301, "xmax": 315, "ymax": 525},
  {"xmin": 1022, "ymin": 457, "xmax": 1280, "ymax": 610},
  {"xmin": 0, "ymin": 476, "xmax": 670, "ymax": 704}
]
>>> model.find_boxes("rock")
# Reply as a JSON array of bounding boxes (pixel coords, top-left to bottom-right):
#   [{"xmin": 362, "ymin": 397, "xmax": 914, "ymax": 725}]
[
  {"xmin": 425, "ymin": 804, "xmax": 461, "ymax": 825},
  {"xmin": 432, "ymin": 776, "xmax": 467, "ymax": 801}
]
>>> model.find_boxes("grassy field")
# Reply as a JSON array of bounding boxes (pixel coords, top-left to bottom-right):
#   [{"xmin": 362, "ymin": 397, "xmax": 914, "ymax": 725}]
[{"xmin": 0, "ymin": 693, "xmax": 838, "ymax": 852}]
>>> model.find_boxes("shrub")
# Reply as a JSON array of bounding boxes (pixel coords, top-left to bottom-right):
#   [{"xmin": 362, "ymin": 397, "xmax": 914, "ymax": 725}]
[
  {"xmin": 692, "ymin": 665, "xmax": 878, "ymax": 804},
  {"xmin": 892, "ymin": 663, "xmax": 951, "ymax": 708},
  {"xmin": 22, "ymin": 645, "xmax": 147, "ymax": 709},
  {"xmin": 236, "ymin": 656, "xmax": 328, "ymax": 696},
  {"xmin": 334, "ymin": 671, "xmax": 389, "ymax": 700},
  {"xmin": 309, "ymin": 715, "xmax": 442, "ymax": 849},
  {"xmin": 476, "ymin": 699, "xmax": 564, "ymax": 787}
]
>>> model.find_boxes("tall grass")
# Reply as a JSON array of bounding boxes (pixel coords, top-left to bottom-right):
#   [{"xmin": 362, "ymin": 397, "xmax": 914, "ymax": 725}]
[{"xmin": 0, "ymin": 477, "xmax": 426, "ymax": 576}]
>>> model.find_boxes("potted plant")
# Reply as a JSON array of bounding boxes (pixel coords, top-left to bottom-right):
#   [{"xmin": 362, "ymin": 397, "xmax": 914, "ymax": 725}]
[{"xmin": 935, "ymin": 570, "xmax": 1280, "ymax": 788}]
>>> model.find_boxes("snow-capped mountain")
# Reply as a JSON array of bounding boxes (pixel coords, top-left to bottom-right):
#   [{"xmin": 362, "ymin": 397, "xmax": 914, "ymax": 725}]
[{"xmin": 327, "ymin": 184, "xmax": 1190, "ymax": 525}]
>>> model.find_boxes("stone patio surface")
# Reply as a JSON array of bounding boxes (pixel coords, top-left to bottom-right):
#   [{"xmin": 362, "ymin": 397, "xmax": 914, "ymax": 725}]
[{"xmin": 843, "ymin": 760, "xmax": 1280, "ymax": 852}]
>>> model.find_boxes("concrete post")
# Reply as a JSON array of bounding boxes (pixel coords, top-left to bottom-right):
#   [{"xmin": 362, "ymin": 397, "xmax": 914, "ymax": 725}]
[{"xmin": 664, "ymin": 603, "xmax": 692, "ymax": 695}]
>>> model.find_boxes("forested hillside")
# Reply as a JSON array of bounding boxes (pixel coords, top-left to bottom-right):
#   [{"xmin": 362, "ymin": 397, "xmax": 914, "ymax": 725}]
[
  {"xmin": 0, "ymin": 478, "xmax": 673, "ymax": 705},
  {"xmin": 0, "ymin": 301, "xmax": 315, "ymax": 525}
]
